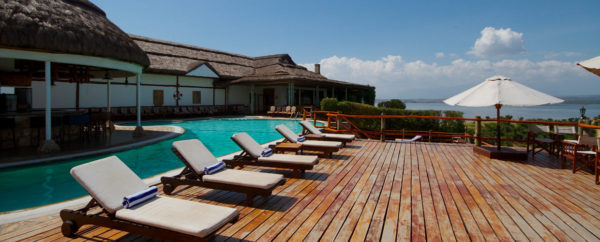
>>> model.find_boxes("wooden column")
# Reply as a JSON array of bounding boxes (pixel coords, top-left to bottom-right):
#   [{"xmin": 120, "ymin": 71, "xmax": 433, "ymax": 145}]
[
  {"xmin": 475, "ymin": 116, "xmax": 482, "ymax": 146},
  {"xmin": 175, "ymin": 75, "xmax": 179, "ymax": 107},
  {"xmin": 250, "ymin": 84, "xmax": 255, "ymax": 114},
  {"xmin": 133, "ymin": 73, "xmax": 143, "ymax": 137},
  {"xmin": 39, "ymin": 61, "xmax": 59, "ymax": 152}
]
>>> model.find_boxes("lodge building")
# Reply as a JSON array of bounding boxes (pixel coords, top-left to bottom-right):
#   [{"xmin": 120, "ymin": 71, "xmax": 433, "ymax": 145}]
[{"xmin": 0, "ymin": 0, "xmax": 373, "ymax": 151}]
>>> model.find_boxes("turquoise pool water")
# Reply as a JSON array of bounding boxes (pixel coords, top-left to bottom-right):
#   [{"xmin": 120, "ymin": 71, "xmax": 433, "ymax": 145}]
[{"xmin": 0, "ymin": 118, "xmax": 302, "ymax": 213}]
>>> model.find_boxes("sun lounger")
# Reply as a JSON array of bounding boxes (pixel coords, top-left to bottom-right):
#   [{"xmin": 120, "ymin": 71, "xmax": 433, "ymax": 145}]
[
  {"xmin": 395, "ymin": 135, "xmax": 422, "ymax": 142},
  {"xmin": 60, "ymin": 156, "xmax": 239, "ymax": 240},
  {"xmin": 300, "ymin": 121, "xmax": 355, "ymax": 146},
  {"xmin": 228, "ymin": 132, "xmax": 319, "ymax": 177},
  {"xmin": 161, "ymin": 139, "xmax": 285, "ymax": 205},
  {"xmin": 276, "ymin": 124, "xmax": 342, "ymax": 158}
]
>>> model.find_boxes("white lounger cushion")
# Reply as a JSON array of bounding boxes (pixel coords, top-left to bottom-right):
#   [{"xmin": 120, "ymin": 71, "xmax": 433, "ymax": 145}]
[
  {"xmin": 173, "ymin": 139, "xmax": 221, "ymax": 174},
  {"xmin": 324, "ymin": 133, "xmax": 355, "ymax": 140},
  {"xmin": 300, "ymin": 121, "xmax": 324, "ymax": 135},
  {"xmin": 300, "ymin": 121, "xmax": 355, "ymax": 140},
  {"xmin": 231, "ymin": 132, "xmax": 264, "ymax": 158},
  {"xmin": 203, "ymin": 169, "xmax": 284, "ymax": 189},
  {"xmin": 302, "ymin": 140, "xmax": 343, "ymax": 148},
  {"xmin": 70, "ymin": 156, "xmax": 149, "ymax": 213},
  {"xmin": 258, "ymin": 154, "xmax": 318, "ymax": 165},
  {"xmin": 276, "ymin": 124, "xmax": 301, "ymax": 141},
  {"xmin": 116, "ymin": 196, "xmax": 239, "ymax": 238}
]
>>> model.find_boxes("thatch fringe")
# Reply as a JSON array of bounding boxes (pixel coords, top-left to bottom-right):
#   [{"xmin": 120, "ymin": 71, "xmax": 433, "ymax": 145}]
[{"xmin": 0, "ymin": 0, "xmax": 150, "ymax": 67}]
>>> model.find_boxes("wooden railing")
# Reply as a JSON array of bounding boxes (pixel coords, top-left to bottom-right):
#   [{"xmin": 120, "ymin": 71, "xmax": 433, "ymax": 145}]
[{"xmin": 301, "ymin": 108, "xmax": 600, "ymax": 144}]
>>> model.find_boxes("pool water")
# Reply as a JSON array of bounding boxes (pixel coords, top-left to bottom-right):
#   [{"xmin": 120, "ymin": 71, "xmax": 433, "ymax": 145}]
[{"xmin": 0, "ymin": 118, "xmax": 302, "ymax": 213}]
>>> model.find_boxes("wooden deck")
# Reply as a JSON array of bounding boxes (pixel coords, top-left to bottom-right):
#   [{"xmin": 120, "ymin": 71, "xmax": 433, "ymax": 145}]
[{"xmin": 3, "ymin": 140, "xmax": 600, "ymax": 241}]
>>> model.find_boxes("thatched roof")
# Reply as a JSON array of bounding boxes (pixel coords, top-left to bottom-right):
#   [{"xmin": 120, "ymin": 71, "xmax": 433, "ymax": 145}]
[
  {"xmin": 131, "ymin": 35, "xmax": 372, "ymax": 89},
  {"xmin": 0, "ymin": 0, "xmax": 150, "ymax": 67}
]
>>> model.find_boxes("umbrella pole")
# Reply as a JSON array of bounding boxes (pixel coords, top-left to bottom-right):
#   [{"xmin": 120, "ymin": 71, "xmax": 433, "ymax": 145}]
[{"xmin": 496, "ymin": 104, "xmax": 502, "ymax": 151}]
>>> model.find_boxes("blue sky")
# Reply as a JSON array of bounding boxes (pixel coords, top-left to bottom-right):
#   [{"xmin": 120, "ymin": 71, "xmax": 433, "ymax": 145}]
[{"xmin": 93, "ymin": 0, "xmax": 600, "ymax": 99}]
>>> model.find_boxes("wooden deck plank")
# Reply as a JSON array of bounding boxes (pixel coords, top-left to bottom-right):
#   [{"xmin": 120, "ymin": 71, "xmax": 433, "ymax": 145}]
[
  {"xmin": 448, "ymin": 144, "xmax": 545, "ymax": 241},
  {"xmin": 421, "ymin": 143, "xmax": 458, "ymax": 241},
  {"xmin": 427, "ymin": 143, "xmax": 486, "ymax": 241},
  {"xmin": 415, "ymin": 142, "xmax": 441, "ymax": 241},
  {"xmin": 303, "ymin": 141, "xmax": 384, "ymax": 241},
  {"xmin": 380, "ymin": 141, "xmax": 406, "ymax": 241},
  {"xmin": 7, "ymin": 140, "xmax": 600, "ymax": 241},
  {"xmin": 364, "ymin": 141, "xmax": 400, "ymax": 241}
]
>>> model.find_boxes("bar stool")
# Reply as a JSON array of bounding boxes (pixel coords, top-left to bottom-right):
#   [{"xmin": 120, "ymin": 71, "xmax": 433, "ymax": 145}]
[
  {"xmin": 29, "ymin": 116, "xmax": 45, "ymax": 147},
  {"xmin": 67, "ymin": 113, "xmax": 91, "ymax": 141},
  {"xmin": 0, "ymin": 117, "xmax": 17, "ymax": 149}
]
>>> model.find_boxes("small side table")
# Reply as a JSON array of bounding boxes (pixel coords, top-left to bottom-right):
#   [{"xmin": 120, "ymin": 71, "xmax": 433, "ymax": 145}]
[{"xmin": 272, "ymin": 142, "xmax": 302, "ymax": 154}]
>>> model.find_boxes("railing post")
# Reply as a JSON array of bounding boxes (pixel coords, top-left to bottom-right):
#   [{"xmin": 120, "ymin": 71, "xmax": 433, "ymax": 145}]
[
  {"xmin": 313, "ymin": 110, "xmax": 317, "ymax": 127},
  {"xmin": 428, "ymin": 130, "xmax": 432, "ymax": 142},
  {"xmin": 380, "ymin": 114, "xmax": 386, "ymax": 142},
  {"xmin": 336, "ymin": 114, "xmax": 340, "ymax": 130},
  {"xmin": 402, "ymin": 129, "xmax": 405, "ymax": 139},
  {"xmin": 475, "ymin": 116, "xmax": 482, "ymax": 146}
]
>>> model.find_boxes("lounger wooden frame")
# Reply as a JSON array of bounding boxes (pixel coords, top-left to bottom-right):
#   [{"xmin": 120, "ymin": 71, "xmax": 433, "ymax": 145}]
[
  {"xmin": 226, "ymin": 137, "xmax": 316, "ymax": 178},
  {"xmin": 277, "ymin": 139, "xmax": 340, "ymax": 158},
  {"xmin": 301, "ymin": 128, "xmax": 350, "ymax": 146},
  {"xmin": 161, "ymin": 148, "xmax": 285, "ymax": 205},
  {"xmin": 60, "ymin": 199, "xmax": 238, "ymax": 241}
]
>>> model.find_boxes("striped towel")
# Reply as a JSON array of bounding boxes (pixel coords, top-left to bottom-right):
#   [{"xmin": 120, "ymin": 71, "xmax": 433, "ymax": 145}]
[
  {"xmin": 204, "ymin": 161, "xmax": 226, "ymax": 175},
  {"xmin": 261, "ymin": 148, "xmax": 273, "ymax": 157},
  {"xmin": 297, "ymin": 136, "xmax": 306, "ymax": 142},
  {"xmin": 122, "ymin": 186, "xmax": 158, "ymax": 208}
]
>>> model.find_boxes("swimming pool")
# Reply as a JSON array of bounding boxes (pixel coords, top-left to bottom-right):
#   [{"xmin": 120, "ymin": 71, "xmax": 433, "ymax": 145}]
[{"xmin": 0, "ymin": 118, "xmax": 302, "ymax": 213}]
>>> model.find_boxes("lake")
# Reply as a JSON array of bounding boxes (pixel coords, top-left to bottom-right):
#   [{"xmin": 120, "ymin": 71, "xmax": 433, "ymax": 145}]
[{"xmin": 404, "ymin": 103, "xmax": 600, "ymax": 120}]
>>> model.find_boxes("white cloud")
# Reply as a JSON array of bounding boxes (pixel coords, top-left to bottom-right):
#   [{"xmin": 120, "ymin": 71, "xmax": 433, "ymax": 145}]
[
  {"xmin": 468, "ymin": 27, "xmax": 525, "ymax": 58},
  {"xmin": 435, "ymin": 52, "xmax": 445, "ymax": 58},
  {"xmin": 302, "ymin": 55, "xmax": 597, "ymax": 99}
]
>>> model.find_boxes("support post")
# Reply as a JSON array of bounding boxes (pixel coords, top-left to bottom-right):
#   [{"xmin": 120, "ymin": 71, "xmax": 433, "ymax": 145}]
[
  {"xmin": 133, "ymin": 73, "xmax": 144, "ymax": 137},
  {"xmin": 175, "ymin": 75, "xmax": 179, "ymax": 107},
  {"xmin": 316, "ymin": 86, "xmax": 320, "ymax": 106},
  {"xmin": 249, "ymin": 84, "xmax": 255, "ymax": 114},
  {"xmin": 380, "ymin": 114, "xmax": 385, "ymax": 142},
  {"xmin": 475, "ymin": 116, "xmax": 482, "ymax": 146},
  {"xmin": 39, "ymin": 61, "xmax": 59, "ymax": 152},
  {"xmin": 107, "ymin": 79, "xmax": 111, "ymax": 112}
]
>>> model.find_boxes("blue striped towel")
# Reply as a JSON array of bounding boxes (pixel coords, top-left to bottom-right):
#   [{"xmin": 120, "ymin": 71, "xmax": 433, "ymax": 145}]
[
  {"xmin": 297, "ymin": 136, "xmax": 306, "ymax": 142},
  {"xmin": 204, "ymin": 161, "xmax": 226, "ymax": 175},
  {"xmin": 122, "ymin": 186, "xmax": 158, "ymax": 208},
  {"xmin": 261, "ymin": 148, "xmax": 273, "ymax": 157}
]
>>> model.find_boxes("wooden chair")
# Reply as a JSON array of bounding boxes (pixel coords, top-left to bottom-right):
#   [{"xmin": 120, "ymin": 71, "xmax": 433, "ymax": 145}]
[
  {"xmin": 266, "ymin": 106, "xmax": 277, "ymax": 116},
  {"xmin": 554, "ymin": 126, "xmax": 578, "ymax": 144},
  {"xmin": 161, "ymin": 139, "xmax": 285, "ymax": 205},
  {"xmin": 560, "ymin": 135, "xmax": 597, "ymax": 173},
  {"xmin": 527, "ymin": 124, "xmax": 558, "ymax": 159}
]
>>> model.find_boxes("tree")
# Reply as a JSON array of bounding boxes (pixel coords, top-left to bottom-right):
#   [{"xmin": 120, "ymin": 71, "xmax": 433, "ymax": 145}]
[{"xmin": 377, "ymin": 99, "xmax": 406, "ymax": 109}]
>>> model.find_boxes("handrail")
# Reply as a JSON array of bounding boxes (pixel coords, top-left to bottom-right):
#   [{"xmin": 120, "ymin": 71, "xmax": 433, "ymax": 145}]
[
  {"xmin": 326, "ymin": 113, "xmax": 597, "ymax": 129},
  {"xmin": 303, "ymin": 109, "xmax": 598, "ymax": 144}
]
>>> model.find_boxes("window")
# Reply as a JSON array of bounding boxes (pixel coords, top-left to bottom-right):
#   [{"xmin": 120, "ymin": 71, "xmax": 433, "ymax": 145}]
[
  {"xmin": 193, "ymin": 91, "xmax": 201, "ymax": 104},
  {"xmin": 153, "ymin": 90, "xmax": 163, "ymax": 106}
]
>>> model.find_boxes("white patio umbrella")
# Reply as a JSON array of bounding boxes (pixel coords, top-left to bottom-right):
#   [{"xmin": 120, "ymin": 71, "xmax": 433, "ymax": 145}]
[
  {"xmin": 444, "ymin": 75, "xmax": 564, "ymax": 150},
  {"xmin": 577, "ymin": 56, "xmax": 600, "ymax": 77}
]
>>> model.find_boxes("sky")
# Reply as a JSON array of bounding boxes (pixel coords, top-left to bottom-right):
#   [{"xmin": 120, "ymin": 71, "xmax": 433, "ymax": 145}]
[{"xmin": 93, "ymin": 0, "xmax": 600, "ymax": 99}]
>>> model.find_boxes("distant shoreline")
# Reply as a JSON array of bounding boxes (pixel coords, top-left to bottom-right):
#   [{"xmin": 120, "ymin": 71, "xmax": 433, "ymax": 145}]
[{"xmin": 376, "ymin": 95, "xmax": 600, "ymax": 105}]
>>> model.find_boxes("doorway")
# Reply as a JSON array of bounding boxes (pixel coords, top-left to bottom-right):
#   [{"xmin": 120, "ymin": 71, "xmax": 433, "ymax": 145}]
[{"xmin": 263, "ymin": 88, "xmax": 275, "ymax": 112}]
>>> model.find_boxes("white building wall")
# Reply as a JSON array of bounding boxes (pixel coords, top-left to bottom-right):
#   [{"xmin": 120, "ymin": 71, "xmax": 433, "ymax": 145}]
[
  {"xmin": 30, "ymin": 73, "xmax": 221, "ymax": 109},
  {"xmin": 228, "ymin": 85, "xmax": 249, "ymax": 105},
  {"xmin": 215, "ymin": 89, "xmax": 225, "ymax": 105}
]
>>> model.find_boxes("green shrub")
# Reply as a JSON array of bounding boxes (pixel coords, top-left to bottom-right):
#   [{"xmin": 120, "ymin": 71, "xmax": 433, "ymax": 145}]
[
  {"xmin": 320, "ymin": 98, "xmax": 339, "ymax": 111},
  {"xmin": 377, "ymin": 99, "xmax": 406, "ymax": 109}
]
